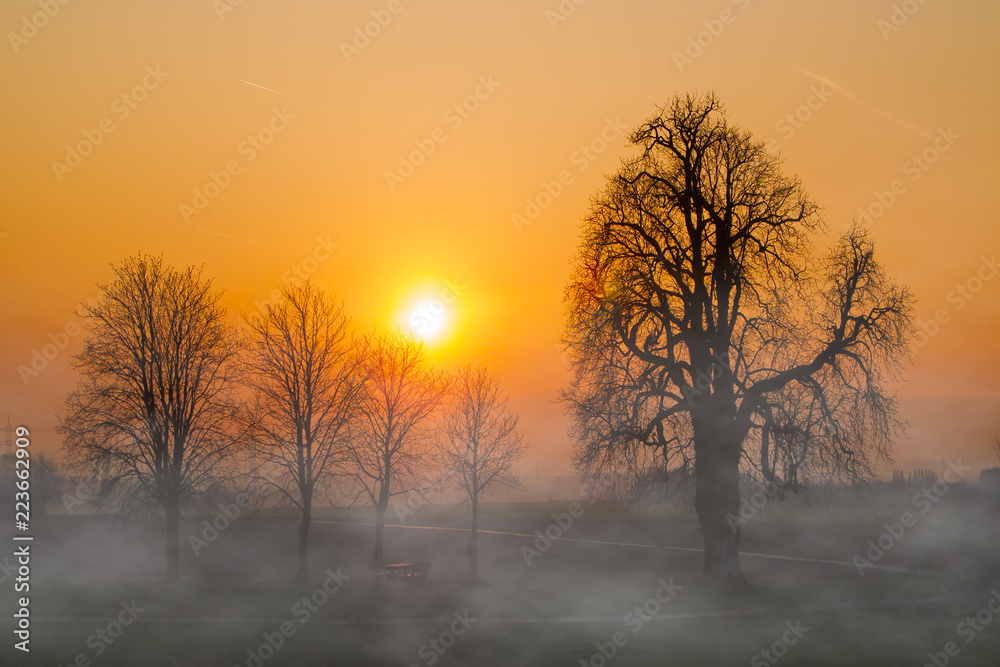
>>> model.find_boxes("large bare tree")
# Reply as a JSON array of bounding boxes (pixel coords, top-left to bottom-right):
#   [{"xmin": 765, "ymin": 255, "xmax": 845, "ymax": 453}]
[
  {"xmin": 562, "ymin": 93, "xmax": 913, "ymax": 583},
  {"xmin": 441, "ymin": 365, "xmax": 527, "ymax": 580},
  {"xmin": 244, "ymin": 281, "xmax": 367, "ymax": 580},
  {"xmin": 60, "ymin": 255, "xmax": 241, "ymax": 580},
  {"xmin": 346, "ymin": 332, "xmax": 449, "ymax": 564}
]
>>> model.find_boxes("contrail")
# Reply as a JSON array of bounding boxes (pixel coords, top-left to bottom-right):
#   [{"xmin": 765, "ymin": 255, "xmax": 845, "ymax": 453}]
[
  {"xmin": 240, "ymin": 79, "xmax": 285, "ymax": 96},
  {"xmin": 794, "ymin": 68, "xmax": 933, "ymax": 140}
]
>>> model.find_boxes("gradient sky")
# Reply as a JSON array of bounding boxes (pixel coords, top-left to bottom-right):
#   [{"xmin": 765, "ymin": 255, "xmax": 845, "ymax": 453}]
[{"xmin": 2, "ymin": 0, "xmax": 998, "ymax": 475}]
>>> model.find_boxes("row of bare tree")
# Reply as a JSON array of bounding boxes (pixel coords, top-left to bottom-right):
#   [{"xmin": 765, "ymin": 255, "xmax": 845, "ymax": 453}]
[
  {"xmin": 59, "ymin": 262, "xmax": 526, "ymax": 581},
  {"xmin": 59, "ymin": 91, "xmax": 916, "ymax": 588}
]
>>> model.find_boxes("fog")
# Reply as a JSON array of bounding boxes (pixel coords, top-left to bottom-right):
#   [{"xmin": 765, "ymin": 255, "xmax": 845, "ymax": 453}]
[
  {"xmin": 2, "ymin": 470, "xmax": 999, "ymax": 667},
  {"xmin": 2, "ymin": 2, "xmax": 998, "ymax": 666}
]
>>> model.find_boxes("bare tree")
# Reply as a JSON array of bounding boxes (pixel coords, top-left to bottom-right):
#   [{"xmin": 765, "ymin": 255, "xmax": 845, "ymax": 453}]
[
  {"xmin": 32, "ymin": 454, "xmax": 64, "ymax": 517},
  {"xmin": 346, "ymin": 332, "xmax": 449, "ymax": 564},
  {"xmin": 441, "ymin": 365, "xmax": 527, "ymax": 581},
  {"xmin": 60, "ymin": 254, "xmax": 242, "ymax": 581},
  {"xmin": 0, "ymin": 452, "xmax": 62, "ymax": 517},
  {"xmin": 243, "ymin": 282, "xmax": 367, "ymax": 580},
  {"xmin": 562, "ymin": 93, "xmax": 913, "ymax": 583}
]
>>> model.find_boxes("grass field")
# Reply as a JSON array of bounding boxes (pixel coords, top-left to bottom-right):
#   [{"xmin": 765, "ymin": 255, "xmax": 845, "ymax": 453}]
[{"xmin": 2, "ymin": 488, "xmax": 999, "ymax": 666}]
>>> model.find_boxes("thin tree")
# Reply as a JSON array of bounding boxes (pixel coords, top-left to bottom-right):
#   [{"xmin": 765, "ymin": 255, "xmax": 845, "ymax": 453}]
[
  {"xmin": 1, "ymin": 452, "xmax": 63, "ymax": 518},
  {"xmin": 243, "ymin": 282, "xmax": 367, "ymax": 580},
  {"xmin": 60, "ymin": 255, "xmax": 241, "ymax": 581},
  {"xmin": 441, "ymin": 365, "xmax": 527, "ymax": 581},
  {"xmin": 562, "ymin": 93, "xmax": 913, "ymax": 583},
  {"xmin": 346, "ymin": 332, "xmax": 449, "ymax": 564},
  {"xmin": 33, "ymin": 454, "xmax": 64, "ymax": 517}
]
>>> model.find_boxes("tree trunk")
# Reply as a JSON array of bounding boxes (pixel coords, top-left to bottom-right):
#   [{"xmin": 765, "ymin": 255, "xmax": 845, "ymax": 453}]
[
  {"xmin": 468, "ymin": 496, "xmax": 479, "ymax": 581},
  {"xmin": 692, "ymin": 405, "xmax": 746, "ymax": 585},
  {"xmin": 165, "ymin": 502, "xmax": 180, "ymax": 582},
  {"xmin": 296, "ymin": 497, "xmax": 311, "ymax": 581},
  {"xmin": 373, "ymin": 481, "xmax": 390, "ymax": 564},
  {"xmin": 373, "ymin": 503, "xmax": 386, "ymax": 564}
]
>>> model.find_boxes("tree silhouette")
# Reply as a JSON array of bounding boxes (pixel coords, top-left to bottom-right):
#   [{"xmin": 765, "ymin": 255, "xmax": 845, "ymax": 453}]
[
  {"xmin": 346, "ymin": 332, "xmax": 449, "ymax": 564},
  {"xmin": 60, "ymin": 255, "xmax": 242, "ymax": 581},
  {"xmin": 243, "ymin": 281, "xmax": 367, "ymax": 580},
  {"xmin": 441, "ymin": 365, "xmax": 527, "ymax": 580},
  {"xmin": 562, "ymin": 93, "xmax": 913, "ymax": 583},
  {"xmin": 1, "ymin": 451, "xmax": 64, "ymax": 518}
]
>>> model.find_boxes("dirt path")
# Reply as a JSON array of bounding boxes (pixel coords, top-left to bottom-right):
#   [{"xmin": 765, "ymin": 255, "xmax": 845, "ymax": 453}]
[{"xmin": 312, "ymin": 519, "xmax": 944, "ymax": 577}]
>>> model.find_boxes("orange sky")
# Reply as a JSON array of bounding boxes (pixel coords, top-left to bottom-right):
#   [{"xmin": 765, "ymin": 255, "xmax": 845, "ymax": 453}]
[{"xmin": 2, "ymin": 0, "xmax": 998, "ymax": 474}]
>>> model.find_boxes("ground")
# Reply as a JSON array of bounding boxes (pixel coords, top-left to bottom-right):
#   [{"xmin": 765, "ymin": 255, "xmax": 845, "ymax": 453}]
[{"xmin": 2, "ymin": 487, "xmax": 999, "ymax": 666}]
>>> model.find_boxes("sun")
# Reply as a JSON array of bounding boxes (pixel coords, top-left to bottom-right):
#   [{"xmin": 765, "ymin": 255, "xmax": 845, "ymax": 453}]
[{"xmin": 408, "ymin": 299, "xmax": 448, "ymax": 342}]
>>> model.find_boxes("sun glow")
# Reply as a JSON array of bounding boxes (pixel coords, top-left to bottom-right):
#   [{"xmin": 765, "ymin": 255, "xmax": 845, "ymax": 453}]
[{"xmin": 408, "ymin": 299, "xmax": 448, "ymax": 342}]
